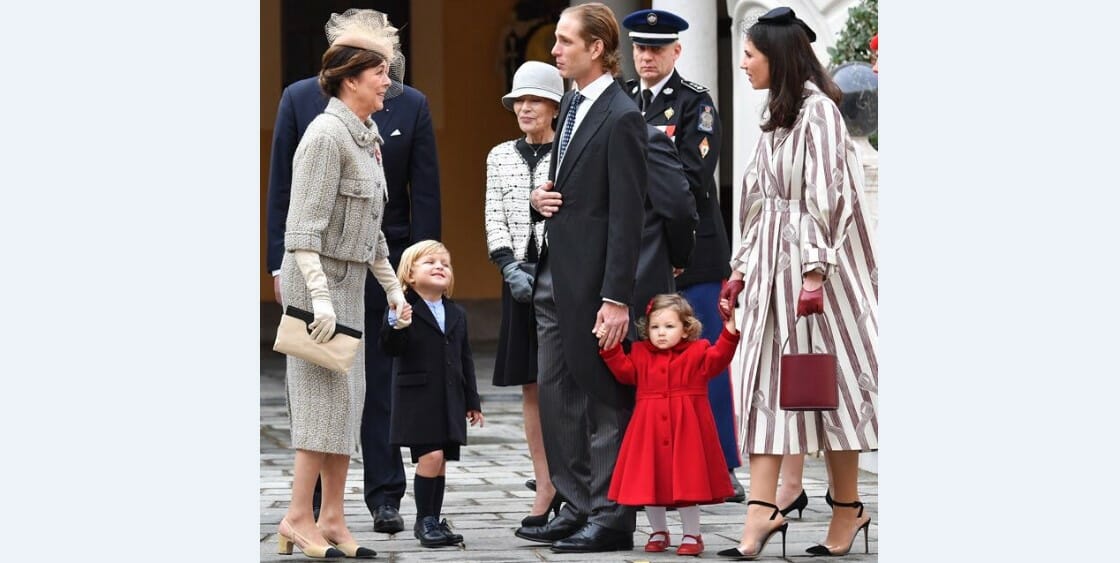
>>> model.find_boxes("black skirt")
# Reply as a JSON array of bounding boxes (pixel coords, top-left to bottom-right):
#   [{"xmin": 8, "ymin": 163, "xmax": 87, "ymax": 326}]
[{"xmin": 491, "ymin": 280, "xmax": 538, "ymax": 386}]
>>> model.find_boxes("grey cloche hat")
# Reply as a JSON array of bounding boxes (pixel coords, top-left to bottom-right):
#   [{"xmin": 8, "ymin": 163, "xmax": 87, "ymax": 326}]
[{"xmin": 502, "ymin": 61, "xmax": 563, "ymax": 111}]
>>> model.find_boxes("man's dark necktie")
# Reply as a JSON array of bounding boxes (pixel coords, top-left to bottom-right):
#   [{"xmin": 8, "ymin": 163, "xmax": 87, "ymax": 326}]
[
  {"xmin": 640, "ymin": 88, "xmax": 653, "ymax": 114},
  {"xmin": 557, "ymin": 92, "xmax": 584, "ymax": 166}
]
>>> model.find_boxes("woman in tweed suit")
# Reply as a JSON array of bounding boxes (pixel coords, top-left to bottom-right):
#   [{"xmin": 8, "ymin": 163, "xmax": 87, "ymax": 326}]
[
  {"xmin": 483, "ymin": 60, "xmax": 562, "ymax": 526},
  {"xmin": 717, "ymin": 7, "xmax": 878, "ymax": 559},
  {"xmin": 276, "ymin": 12, "xmax": 408, "ymax": 560}
]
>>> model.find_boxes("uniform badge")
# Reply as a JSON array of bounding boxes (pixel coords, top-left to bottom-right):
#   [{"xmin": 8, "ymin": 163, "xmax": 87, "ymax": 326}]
[
  {"xmin": 663, "ymin": 87, "xmax": 673, "ymax": 95},
  {"xmin": 647, "ymin": 12, "xmax": 658, "ymax": 25},
  {"xmin": 664, "ymin": 107, "xmax": 674, "ymax": 120},
  {"xmin": 699, "ymin": 137, "xmax": 710, "ymax": 159},
  {"xmin": 698, "ymin": 105, "xmax": 715, "ymax": 132}
]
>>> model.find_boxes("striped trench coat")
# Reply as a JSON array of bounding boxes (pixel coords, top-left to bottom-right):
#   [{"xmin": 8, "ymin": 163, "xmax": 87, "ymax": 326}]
[{"xmin": 730, "ymin": 82, "xmax": 878, "ymax": 455}]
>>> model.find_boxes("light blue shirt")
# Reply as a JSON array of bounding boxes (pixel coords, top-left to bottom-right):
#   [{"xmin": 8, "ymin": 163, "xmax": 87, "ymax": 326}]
[
  {"xmin": 388, "ymin": 297, "xmax": 446, "ymax": 333},
  {"xmin": 424, "ymin": 298, "xmax": 446, "ymax": 333}
]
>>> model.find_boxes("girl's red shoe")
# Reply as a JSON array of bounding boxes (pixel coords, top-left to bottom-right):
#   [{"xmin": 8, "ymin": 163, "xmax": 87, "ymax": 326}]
[
  {"xmin": 644, "ymin": 531, "xmax": 670, "ymax": 552},
  {"xmin": 676, "ymin": 534, "xmax": 703, "ymax": 556}
]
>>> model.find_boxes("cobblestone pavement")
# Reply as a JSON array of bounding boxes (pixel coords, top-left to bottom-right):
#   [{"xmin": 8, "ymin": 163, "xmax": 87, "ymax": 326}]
[{"xmin": 261, "ymin": 346, "xmax": 877, "ymax": 562}]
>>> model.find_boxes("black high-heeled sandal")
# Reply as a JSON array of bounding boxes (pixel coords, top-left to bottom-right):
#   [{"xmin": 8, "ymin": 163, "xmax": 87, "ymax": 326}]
[
  {"xmin": 779, "ymin": 489, "xmax": 808, "ymax": 518},
  {"xmin": 716, "ymin": 500, "xmax": 788, "ymax": 560},
  {"xmin": 519, "ymin": 490, "xmax": 564, "ymax": 527},
  {"xmin": 805, "ymin": 499, "xmax": 871, "ymax": 556}
]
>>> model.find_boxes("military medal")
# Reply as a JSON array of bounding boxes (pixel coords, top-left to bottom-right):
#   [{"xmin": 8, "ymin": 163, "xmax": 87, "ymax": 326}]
[
  {"xmin": 664, "ymin": 107, "xmax": 674, "ymax": 120},
  {"xmin": 699, "ymin": 137, "xmax": 710, "ymax": 159}
]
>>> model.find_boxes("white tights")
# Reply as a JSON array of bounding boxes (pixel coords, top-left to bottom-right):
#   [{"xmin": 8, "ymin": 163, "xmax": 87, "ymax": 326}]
[{"xmin": 644, "ymin": 505, "xmax": 702, "ymax": 544}]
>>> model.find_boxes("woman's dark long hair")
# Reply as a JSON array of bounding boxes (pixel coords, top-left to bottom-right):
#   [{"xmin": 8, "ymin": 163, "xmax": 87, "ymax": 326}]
[{"xmin": 747, "ymin": 22, "xmax": 841, "ymax": 132}]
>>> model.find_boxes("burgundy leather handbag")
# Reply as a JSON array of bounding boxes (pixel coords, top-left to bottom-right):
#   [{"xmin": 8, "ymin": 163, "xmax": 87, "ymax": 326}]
[{"xmin": 779, "ymin": 314, "xmax": 839, "ymax": 411}]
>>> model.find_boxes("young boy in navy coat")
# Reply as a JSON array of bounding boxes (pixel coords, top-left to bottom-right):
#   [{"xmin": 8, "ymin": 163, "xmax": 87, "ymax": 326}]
[{"xmin": 381, "ymin": 240, "xmax": 484, "ymax": 548}]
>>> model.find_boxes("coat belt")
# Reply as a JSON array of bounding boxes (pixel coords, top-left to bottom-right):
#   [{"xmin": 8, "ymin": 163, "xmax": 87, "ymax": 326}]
[{"xmin": 636, "ymin": 388, "xmax": 707, "ymax": 400}]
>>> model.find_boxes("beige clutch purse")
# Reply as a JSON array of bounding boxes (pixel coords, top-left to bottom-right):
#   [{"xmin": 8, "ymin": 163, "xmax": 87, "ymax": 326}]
[{"xmin": 273, "ymin": 306, "xmax": 363, "ymax": 374}]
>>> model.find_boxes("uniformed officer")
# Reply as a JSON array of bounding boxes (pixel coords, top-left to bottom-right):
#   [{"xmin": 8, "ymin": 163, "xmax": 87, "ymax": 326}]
[{"xmin": 621, "ymin": 8, "xmax": 743, "ymax": 502}]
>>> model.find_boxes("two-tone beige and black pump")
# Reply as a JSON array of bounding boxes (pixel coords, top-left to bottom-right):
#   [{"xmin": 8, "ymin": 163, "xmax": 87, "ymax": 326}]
[
  {"xmin": 277, "ymin": 518, "xmax": 345, "ymax": 559},
  {"xmin": 320, "ymin": 528, "xmax": 377, "ymax": 559}
]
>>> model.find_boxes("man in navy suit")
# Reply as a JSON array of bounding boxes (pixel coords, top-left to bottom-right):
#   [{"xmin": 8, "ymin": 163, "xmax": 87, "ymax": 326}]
[{"xmin": 266, "ymin": 12, "xmax": 441, "ymax": 534}]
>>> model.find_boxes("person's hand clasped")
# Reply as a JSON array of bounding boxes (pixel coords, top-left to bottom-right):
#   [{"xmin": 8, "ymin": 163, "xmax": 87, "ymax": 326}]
[
  {"xmin": 593, "ymin": 301, "xmax": 629, "ymax": 350},
  {"xmin": 396, "ymin": 302, "xmax": 414, "ymax": 329},
  {"xmin": 531, "ymin": 180, "xmax": 563, "ymax": 217},
  {"xmin": 718, "ymin": 279, "xmax": 745, "ymax": 322},
  {"xmin": 309, "ymin": 296, "xmax": 337, "ymax": 343}
]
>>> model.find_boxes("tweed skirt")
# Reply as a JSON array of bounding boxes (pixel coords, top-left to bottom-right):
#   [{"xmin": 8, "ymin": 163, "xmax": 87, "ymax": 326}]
[{"xmin": 280, "ymin": 253, "xmax": 368, "ymax": 456}]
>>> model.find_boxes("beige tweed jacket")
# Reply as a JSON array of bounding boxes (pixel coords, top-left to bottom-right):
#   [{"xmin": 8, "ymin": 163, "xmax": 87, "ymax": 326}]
[
  {"xmin": 285, "ymin": 97, "xmax": 390, "ymax": 264},
  {"xmin": 280, "ymin": 96, "xmax": 391, "ymax": 455}
]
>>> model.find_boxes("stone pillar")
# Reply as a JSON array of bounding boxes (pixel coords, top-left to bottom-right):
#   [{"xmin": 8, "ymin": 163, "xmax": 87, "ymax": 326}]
[{"xmin": 654, "ymin": 0, "xmax": 718, "ymax": 103}]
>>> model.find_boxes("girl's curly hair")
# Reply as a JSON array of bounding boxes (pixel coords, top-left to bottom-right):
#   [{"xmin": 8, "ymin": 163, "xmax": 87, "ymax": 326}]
[{"xmin": 636, "ymin": 294, "xmax": 702, "ymax": 341}]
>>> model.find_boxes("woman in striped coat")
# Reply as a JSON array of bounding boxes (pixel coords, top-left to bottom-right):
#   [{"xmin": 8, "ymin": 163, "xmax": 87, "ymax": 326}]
[{"xmin": 716, "ymin": 7, "xmax": 878, "ymax": 559}]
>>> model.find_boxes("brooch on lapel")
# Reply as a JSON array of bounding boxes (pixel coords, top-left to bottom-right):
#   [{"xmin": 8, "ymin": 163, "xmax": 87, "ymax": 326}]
[{"xmin": 369, "ymin": 144, "xmax": 382, "ymax": 165}]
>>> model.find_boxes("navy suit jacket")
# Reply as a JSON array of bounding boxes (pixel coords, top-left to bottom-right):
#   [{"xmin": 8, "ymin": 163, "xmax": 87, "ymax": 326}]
[{"xmin": 266, "ymin": 77, "xmax": 441, "ymax": 274}]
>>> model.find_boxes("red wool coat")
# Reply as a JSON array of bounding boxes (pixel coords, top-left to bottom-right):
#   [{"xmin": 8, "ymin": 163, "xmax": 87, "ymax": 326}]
[{"xmin": 600, "ymin": 328, "xmax": 741, "ymax": 507}]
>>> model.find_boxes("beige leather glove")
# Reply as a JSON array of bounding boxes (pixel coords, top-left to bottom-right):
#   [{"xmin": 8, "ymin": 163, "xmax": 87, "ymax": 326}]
[
  {"xmin": 293, "ymin": 250, "xmax": 336, "ymax": 343},
  {"xmin": 369, "ymin": 257, "xmax": 406, "ymax": 313}
]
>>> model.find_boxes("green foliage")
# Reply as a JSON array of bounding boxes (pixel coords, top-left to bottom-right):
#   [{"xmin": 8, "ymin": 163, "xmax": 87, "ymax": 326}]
[{"xmin": 827, "ymin": 0, "xmax": 878, "ymax": 67}]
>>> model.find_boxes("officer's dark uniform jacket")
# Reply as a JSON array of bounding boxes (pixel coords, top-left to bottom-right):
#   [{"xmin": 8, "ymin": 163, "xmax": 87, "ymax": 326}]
[{"xmin": 626, "ymin": 70, "xmax": 730, "ymax": 288}]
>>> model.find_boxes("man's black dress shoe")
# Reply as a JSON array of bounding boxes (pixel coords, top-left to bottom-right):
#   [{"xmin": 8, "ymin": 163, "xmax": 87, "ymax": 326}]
[
  {"xmin": 515, "ymin": 517, "xmax": 584, "ymax": 544},
  {"xmin": 373, "ymin": 505, "xmax": 405, "ymax": 534},
  {"xmin": 414, "ymin": 516, "xmax": 453, "ymax": 547},
  {"xmin": 550, "ymin": 522, "xmax": 634, "ymax": 553},
  {"xmin": 439, "ymin": 518, "xmax": 463, "ymax": 544}
]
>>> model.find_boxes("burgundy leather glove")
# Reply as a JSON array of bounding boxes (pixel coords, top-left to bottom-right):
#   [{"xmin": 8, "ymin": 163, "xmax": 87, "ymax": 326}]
[
  {"xmin": 719, "ymin": 279, "xmax": 745, "ymax": 322},
  {"xmin": 797, "ymin": 286, "xmax": 824, "ymax": 317}
]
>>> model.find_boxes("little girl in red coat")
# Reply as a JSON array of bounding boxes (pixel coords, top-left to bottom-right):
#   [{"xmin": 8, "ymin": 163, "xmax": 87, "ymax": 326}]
[{"xmin": 599, "ymin": 293, "xmax": 740, "ymax": 557}]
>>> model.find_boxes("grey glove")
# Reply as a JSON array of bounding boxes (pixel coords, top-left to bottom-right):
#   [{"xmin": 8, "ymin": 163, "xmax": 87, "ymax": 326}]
[{"xmin": 501, "ymin": 261, "xmax": 535, "ymax": 304}]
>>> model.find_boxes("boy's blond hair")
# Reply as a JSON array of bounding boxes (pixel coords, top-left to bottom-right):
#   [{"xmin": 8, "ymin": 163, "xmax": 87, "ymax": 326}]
[{"xmin": 397, "ymin": 240, "xmax": 454, "ymax": 297}]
